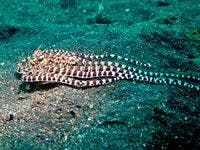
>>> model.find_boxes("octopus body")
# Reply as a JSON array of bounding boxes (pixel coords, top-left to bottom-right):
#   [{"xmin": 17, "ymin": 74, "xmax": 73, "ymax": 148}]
[{"xmin": 16, "ymin": 48, "xmax": 200, "ymax": 91}]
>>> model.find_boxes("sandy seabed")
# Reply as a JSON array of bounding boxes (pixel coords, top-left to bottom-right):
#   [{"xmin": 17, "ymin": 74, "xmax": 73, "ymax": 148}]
[{"xmin": 0, "ymin": 0, "xmax": 199, "ymax": 149}]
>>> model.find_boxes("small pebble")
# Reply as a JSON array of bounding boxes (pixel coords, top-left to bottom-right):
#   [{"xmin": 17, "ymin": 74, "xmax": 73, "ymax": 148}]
[{"xmin": 125, "ymin": 9, "xmax": 130, "ymax": 12}]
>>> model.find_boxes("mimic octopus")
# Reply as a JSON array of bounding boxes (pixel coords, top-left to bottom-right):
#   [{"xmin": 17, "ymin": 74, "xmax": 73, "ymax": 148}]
[{"xmin": 16, "ymin": 48, "xmax": 200, "ymax": 91}]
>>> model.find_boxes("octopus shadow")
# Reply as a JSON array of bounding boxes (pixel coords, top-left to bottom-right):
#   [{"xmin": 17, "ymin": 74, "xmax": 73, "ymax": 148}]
[
  {"xmin": 18, "ymin": 82, "xmax": 61, "ymax": 93},
  {"xmin": 18, "ymin": 81, "xmax": 97, "ymax": 93}
]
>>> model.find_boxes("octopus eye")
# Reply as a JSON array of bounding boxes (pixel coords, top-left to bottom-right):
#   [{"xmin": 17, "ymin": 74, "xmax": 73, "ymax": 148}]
[
  {"xmin": 37, "ymin": 55, "xmax": 45, "ymax": 61},
  {"xmin": 21, "ymin": 59, "xmax": 26, "ymax": 62}
]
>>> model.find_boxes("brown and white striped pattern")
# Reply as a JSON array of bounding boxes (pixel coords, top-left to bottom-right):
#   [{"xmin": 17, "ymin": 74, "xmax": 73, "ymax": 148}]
[{"xmin": 16, "ymin": 49, "xmax": 200, "ymax": 90}]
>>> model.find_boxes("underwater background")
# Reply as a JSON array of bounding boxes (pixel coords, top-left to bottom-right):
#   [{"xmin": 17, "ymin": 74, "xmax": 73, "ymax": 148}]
[{"xmin": 0, "ymin": 0, "xmax": 200, "ymax": 149}]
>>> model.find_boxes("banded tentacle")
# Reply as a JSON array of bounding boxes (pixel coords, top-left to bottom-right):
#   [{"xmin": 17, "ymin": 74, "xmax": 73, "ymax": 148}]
[
  {"xmin": 126, "ymin": 68, "xmax": 200, "ymax": 82},
  {"xmin": 46, "ymin": 62, "xmax": 129, "ymax": 80},
  {"xmin": 22, "ymin": 72, "xmax": 118, "ymax": 87},
  {"xmin": 16, "ymin": 49, "xmax": 200, "ymax": 91},
  {"xmin": 77, "ymin": 53, "xmax": 200, "ymax": 83},
  {"xmin": 77, "ymin": 53, "xmax": 152, "ymax": 68},
  {"xmin": 30, "ymin": 49, "xmax": 200, "ymax": 82},
  {"xmin": 41, "ymin": 60, "xmax": 200, "ymax": 90},
  {"xmin": 41, "ymin": 49, "xmax": 152, "ymax": 68},
  {"xmin": 112, "ymin": 63, "xmax": 200, "ymax": 90},
  {"xmin": 21, "ymin": 70, "xmax": 156, "ymax": 88},
  {"xmin": 105, "ymin": 61, "xmax": 200, "ymax": 83},
  {"xmin": 86, "ymin": 60, "xmax": 200, "ymax": 87}
]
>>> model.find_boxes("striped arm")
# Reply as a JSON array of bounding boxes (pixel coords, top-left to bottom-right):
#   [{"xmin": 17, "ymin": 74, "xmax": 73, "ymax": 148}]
[
  {"xmin": 39, "ymin": 49, "xmax": 151, "ymax": 68},
  {"xmin": 77, "ymin": 53, "xmax": 152, "ymax": 68},
  {"xmin": 22, "ymin": 73, "xmax": 118, "ymax": 87},
  {"xmin": 128, "ymin": 74, "xmax": 200, "ymax": 91}
]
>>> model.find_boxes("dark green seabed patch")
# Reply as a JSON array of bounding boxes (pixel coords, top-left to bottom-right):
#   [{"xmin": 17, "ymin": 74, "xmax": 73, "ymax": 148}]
[{"xmin": 0, "ymin": 0, "xmax": 200, "ymax": 149}]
